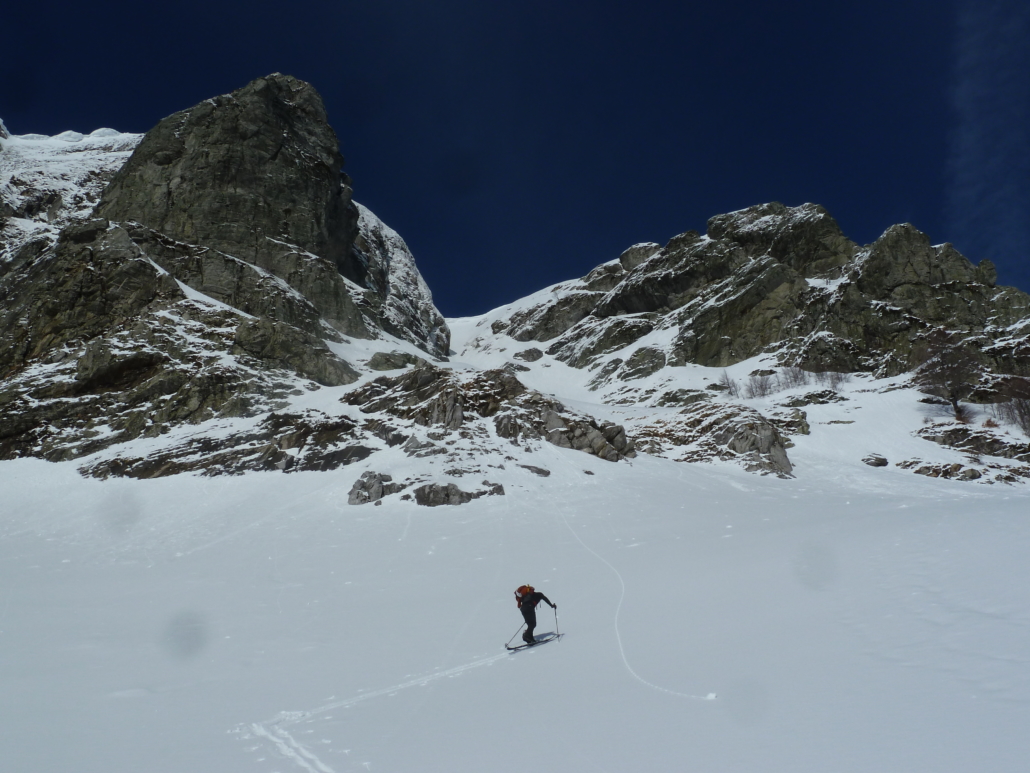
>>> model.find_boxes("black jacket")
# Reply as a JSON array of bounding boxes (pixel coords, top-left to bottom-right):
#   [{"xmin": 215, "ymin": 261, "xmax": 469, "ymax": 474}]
[{"xmin": 519, "ymin": 591, "xmax": 553, "ymax": 611}]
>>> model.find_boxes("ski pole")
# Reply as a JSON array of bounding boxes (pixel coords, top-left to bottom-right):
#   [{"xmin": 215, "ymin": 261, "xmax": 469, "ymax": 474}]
[
  {"xmin": 506, "ymin": 622, "xmax": 526, "ymax": 648},
  {"xmin": 554, "ymin": 606, "xmax": 559, "ymax": 636}
]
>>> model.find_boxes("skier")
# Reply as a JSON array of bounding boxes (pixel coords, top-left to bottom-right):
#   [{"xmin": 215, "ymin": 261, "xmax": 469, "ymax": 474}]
[{"xmin": 514, "ymin": 584, "xmax": 556, "ymax": 644}]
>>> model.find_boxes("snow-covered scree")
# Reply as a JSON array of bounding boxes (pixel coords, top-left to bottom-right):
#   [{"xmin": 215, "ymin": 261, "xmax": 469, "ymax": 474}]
[
  {"xmin": 2, "ymin": 450, "xmax": 1029, "ymax": 772},
  {"xmin": 449, "ymin": 302, "xmax": 1030, "ymax": 485}
]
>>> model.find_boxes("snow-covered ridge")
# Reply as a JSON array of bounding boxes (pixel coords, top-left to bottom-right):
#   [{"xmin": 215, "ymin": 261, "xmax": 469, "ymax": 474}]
[{"xmin": 0, "ymin": 124, "xmax": 142, "ymax": 261}]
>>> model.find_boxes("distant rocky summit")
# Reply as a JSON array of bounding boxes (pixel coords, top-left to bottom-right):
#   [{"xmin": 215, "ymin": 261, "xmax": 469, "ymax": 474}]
[{"xmin": 2, "ymin": 76, "xmax": 1029, "ymax": 494}]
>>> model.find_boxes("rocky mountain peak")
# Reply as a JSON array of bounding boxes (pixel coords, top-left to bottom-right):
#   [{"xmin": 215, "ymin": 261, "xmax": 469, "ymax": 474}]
[
  {"xmin": 0, "ymin": 75, "xmax": 455, "ymax": 473},
  {"xmin": 706, "ymin": 201, "xmax": 855, "ymax": 277},
  {"xmin": 97, "ymin": 73, "xmax": 360, "ymax": 283}
]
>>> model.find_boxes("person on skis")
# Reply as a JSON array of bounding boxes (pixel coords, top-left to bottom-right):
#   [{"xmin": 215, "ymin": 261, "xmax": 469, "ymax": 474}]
[{"xmin": 514, "ymin": 584, "xmax": 556, "ymax": 644}]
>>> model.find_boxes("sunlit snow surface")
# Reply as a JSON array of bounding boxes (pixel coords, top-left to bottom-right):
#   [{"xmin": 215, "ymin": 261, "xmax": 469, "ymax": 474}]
[{"xmin": 2, "ymin": 433, "xmax": 1029, "ymax": 771}]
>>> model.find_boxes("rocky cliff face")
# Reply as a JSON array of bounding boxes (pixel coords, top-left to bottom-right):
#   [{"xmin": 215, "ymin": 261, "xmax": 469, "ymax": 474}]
[
  {"xmin": 353, "ymin": 204, "xmax": 450, "ymax": 358},
  {"xmin": 0, "ymin": 75, "xmax": 453, "ymax": 472},
  {"xmin": 455, "ymin": 202, "xmax": 1030, "ymax": 480},
  {"xmin": 97, "ymin": 75, "xmax": 358, "ymax": 278},
  {"xmin": 487, "ymin": 202, "xmax": 1030, "ymax": 382},
  {"xmin": 2, "ymin": 82, "xmax": 1029, "ymax": 493}
]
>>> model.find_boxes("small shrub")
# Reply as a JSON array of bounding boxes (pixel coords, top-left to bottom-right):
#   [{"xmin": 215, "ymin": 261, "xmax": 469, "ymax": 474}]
[
  {"xmin": 983, "ymin": 418, "xmax": 999, "ymax": 429},
  {"xmin": 782, "ymin": 365, "xmax": 809, "ymax": 389},
  {"xmin": 744, "ymin": 373, "xmax": 775, "ymax": 399},
  {"xmin": 954, "ymin": 404, "xmax": 973, "ymax": 424},
  {"xmin": 812, "ymin": 370, "xmax": 850, "ymax": 391},
  {"xmin": 997, "ymin": 397, "xmax": 1030, "ymax": 437},
  {"xmin": 914, "ymin": 329, "xmax": 981, "ymax": 417},
  {"xmin": 719, "ymin": 370, "xmax": 740, "ymax": 398}
]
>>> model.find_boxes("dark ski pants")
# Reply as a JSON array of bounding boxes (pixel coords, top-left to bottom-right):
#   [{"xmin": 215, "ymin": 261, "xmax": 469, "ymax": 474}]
[{"xmin": 521, "ymin": 605, "xmax": 537, "ymax": 641}]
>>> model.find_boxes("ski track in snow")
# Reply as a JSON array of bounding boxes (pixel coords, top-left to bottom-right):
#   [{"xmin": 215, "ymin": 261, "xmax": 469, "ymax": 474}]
[
  {"xmin": 549, "ymin": 451, "xmax": 718, "ymax": 702},
  {"xmin": 239, "ymin": 650, "xmax": 512, "ymax": 772},
  {"xmin": 239, "ymin": 481, "xmax": 511, "ymax": 771}
]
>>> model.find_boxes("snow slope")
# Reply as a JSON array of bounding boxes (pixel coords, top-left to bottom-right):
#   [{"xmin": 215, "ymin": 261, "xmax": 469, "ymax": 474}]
[{"xmin": 3, "ymin": 429, "xmax": 1029, "ymax": 771}]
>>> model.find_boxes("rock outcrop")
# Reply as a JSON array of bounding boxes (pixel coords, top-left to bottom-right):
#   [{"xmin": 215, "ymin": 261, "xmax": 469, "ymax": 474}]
[
  {"xmin": 483, "ymin": 202, "xmax": 1030, "ymax": 381},
  {"xmin": 630, "ymin": 401, "xmax": 794, "ymax": 476},
  {"xmin": 348, "ymin": 471, "xmax": 409, "ymax": 505},
  {"xmin": 97, "ymin": 74, "xmax": 362, "ymax": 290},
  {"xmin": 413, "ymin": 481, "xmax": 505, "ymax": 507},
  {"xmin": 344, "ymin": 363, "xmax": 636, "ymax": 462}
]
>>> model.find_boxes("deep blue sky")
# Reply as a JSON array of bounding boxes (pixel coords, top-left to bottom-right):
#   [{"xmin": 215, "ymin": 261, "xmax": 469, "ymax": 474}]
[{"xmin": 3, "ymin": 1, "xmax": 1028, "ymax": 315}]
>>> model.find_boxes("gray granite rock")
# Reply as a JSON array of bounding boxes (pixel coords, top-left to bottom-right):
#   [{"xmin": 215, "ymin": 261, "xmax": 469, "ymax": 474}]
[
  {"xmin": 233, "ymin": 318, "xmax": 359, "ymax": 386},
  {"xmin": 348, "ymin": 471, "xmax": 408, "ymax": 504}
]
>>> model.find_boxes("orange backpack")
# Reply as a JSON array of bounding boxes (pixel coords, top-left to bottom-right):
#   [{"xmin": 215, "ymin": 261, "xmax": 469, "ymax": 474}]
[{"xmin": 514, "ymin": 584, "xmax": 534, "ymax": 607}]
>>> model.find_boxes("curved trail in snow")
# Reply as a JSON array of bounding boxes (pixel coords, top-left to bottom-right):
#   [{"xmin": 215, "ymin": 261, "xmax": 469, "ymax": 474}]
[{"xmin": 550, "ymin": 452, "xmax": 716, "ymax": 702}]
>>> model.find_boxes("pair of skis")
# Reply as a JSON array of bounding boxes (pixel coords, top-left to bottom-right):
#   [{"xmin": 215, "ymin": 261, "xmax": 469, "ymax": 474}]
[{"xmin": 505, "ymin": 632, "xmax": 562, "ymax": 652}]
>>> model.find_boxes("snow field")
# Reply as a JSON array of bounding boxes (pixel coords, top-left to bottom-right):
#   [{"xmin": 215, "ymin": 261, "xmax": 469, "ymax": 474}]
[{"xmin": 2, "ymin": 443, "xmax": 1029, "ymax": 772}]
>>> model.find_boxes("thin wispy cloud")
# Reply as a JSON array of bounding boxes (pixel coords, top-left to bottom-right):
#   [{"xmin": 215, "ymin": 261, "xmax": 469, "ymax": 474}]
[{"xmin": 947, "ymin": 1, "xmax": 1030, "ymax": 288}]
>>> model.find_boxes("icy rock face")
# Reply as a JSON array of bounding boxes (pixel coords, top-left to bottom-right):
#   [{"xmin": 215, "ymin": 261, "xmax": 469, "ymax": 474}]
[
  {"xmin": 487, "ymin": 201, "xmax": 1030, "ymax": 380},
  {"xmin": 91, "ymin": 73, "xmax": 448, "ymax": 356},
  {"xmin": 0, "ymin": 75, "xmax": 455, "ymax": 471},
  {"xmin": 0, "ymin": 218, "xmax": 364, "ymax": 463},
  {"xmin": 353, "ymin": 203, "xmax": 450, "ymax": 358},
  {"xmin": 96, "ymin": 73, "xmax": 370, "ymax": 340},
  {"xmin": 96, "ymin": 74, "xmax": 357, "ymax": 282}
]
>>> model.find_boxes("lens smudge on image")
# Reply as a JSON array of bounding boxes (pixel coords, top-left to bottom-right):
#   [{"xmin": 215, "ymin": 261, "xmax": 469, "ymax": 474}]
[
  {"xmin": 160, "ymin": 611, "xmax": 210, "ymax": 661},
  {"xmin": 98, "ymin": 488, "xmax": 143, "ymax": 536},
  {"xmin": 792, "ymin": 540, "xmax": 838, "ymax": 591}
]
